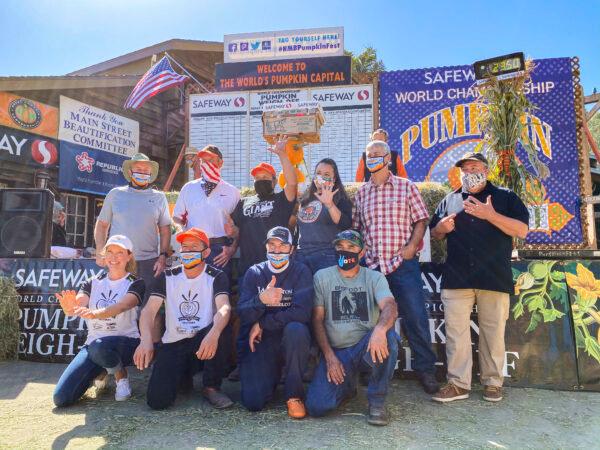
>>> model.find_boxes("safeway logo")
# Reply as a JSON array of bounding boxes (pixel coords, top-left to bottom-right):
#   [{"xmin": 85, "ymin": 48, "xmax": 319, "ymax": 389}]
[
  {"xmin": 234, "ymin": 97, "xmax": 245, "ymax": 107},
  {"xmin": 75, "ymin": 152, "xmax": 95, "ymax": 173},
  {"xmin": 358, "ymin": 90, "xmax": 370, "ymax": 101}
]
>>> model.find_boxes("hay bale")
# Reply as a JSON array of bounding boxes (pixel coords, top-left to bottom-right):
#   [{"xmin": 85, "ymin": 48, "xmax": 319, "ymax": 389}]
[{"xmin": 0, "ymin": 277, "xmax": 20, "ymax": 360}]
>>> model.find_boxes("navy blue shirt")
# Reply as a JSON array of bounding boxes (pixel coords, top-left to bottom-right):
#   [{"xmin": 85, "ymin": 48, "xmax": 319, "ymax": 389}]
[
  {"xmin": 429, "ymin": 183, "xmax": 529, "ymax": 294},
  {"xmin": 237, "ymin": 260, "xmax": 313, "ymax": 348}
]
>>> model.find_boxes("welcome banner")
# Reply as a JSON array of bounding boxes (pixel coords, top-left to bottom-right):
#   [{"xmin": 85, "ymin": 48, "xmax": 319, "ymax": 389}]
[{"xmin": 379, "ymin": 58, "xmax": 582, "ymax": 246}]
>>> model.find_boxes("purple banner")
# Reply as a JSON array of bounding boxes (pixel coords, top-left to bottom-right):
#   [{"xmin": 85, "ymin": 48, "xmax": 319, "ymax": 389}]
[{"xmin": 380, "ymin": 58, "xmax": 582, "ymax": 245}]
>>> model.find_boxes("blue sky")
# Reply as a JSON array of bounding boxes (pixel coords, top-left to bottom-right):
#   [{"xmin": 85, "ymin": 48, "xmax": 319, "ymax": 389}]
[{"xmin": 1, "ymin": 0, "xmax": 598, "ymax": 92}]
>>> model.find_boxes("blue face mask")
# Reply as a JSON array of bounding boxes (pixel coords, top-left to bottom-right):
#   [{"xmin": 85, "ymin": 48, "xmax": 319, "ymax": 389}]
[
  {"xmin": 366, "ymin": 155, "xmax": 387, "ymax": 173},
  {"xmin": 180, "ymin": 251, "xmax": 204, "ymax": 269},
  {"xmin": 131, "ymin": 172, "xmax": 151, "ymax": 186},
  {"xmin": 267, "ymin": 252, "xmax": 290, "ymax": 269}
]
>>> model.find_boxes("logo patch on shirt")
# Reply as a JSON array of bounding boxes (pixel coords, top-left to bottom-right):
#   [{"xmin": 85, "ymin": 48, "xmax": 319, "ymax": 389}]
[
  {"xmin": 178, "ymin": 289, "xmax": 200, "ymax": 321},
  {"xmin": 243, "ymin": 200, "xmax": 275, "ymax": 218},
  {"xmin": 297, "ymin": 200, "xmax": 322, "ymax": 224},
  {"xmin": 331, "ymin": 288, "xmax": 369, "ymax": 322}
]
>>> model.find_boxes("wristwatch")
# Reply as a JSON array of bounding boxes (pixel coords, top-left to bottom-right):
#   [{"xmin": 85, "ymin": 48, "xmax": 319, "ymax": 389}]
[{"xmin": 160, "ymin": 252, "xmax": 168, "ymax": 258}]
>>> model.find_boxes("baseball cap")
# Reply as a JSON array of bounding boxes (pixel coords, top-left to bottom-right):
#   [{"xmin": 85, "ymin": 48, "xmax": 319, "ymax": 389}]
[
  {"xmin": 332, "ymin": 230, "xmax": 364, "ymax": 249},
  {"xmin": 250, "ymin": 162, "xmax": 276, "ymax": 178},
  {"xmin": 176, "ymin": 227, "xmax": 210, "ymax": 248},
  {"xmin": 455, "ymin": 152, "xmax": 488, "ymax": 168},
  {"xmin": 103, "ymin": 235, "xmax": 133, "ymax": 253},
  {"xmin": 197, "ymin": 145, "xmax": 223, "ymax": 160},
  {"xmin": 264, "ymin": 226, "xmax": 293, "ymax": 245}
]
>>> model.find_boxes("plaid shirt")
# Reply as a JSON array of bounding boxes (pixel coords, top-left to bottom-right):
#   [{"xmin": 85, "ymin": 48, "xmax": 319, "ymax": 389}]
[{"xmin": 352, "ymin": 175, "xmax": 429, "ymax": 275}]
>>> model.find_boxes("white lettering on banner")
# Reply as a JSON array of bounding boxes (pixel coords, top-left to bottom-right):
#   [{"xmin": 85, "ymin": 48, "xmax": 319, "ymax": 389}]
[
  {"xmin": 0, "ymin": 133, "xmax": 27, "ymax": 156},
  {"xmin": 14, "ymin": 268, "xmax": 102, "ymax": 289},
  {"xmin": 421, "ymin": 271, "xmax": 443, "ymax": 293},
  {"xmin": 59, "ymin": 96, "xmax": 139, "ymax": 157},
  {"xmin": 424, "ymin": 69, "xmax": 476, "ymax": 84}
]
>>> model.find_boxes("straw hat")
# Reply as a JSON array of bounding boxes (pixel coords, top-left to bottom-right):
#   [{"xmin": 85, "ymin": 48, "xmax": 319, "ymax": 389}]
[{"xmin": 122, "ymin": 153, "xmax": 159, "ymax": 183}]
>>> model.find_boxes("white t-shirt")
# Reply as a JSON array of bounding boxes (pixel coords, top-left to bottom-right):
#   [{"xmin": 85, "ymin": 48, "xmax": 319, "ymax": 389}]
[
  {"xmin": 173, "ymin": 178, "xmax": 240, "ymax": 238},
  {"xmin": 149, "ymin": 264, "xmax": 229, "ymax": 344},
  {"xmin": 78, "ymin": 271, "xmax": 144, "ymax": 345}
]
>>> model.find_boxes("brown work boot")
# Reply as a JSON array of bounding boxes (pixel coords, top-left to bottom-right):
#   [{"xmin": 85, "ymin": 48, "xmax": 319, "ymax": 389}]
[
  {"xmin": 432, "ymin": 383, "xmax": 470, "ymax": 403},
  {"xmin": 483, "ymin": 385, "xmax": 503, "ymax": 402},
  {"xmin": 286, "ymin": 398, "xmax": 306, "ymax": 419}
]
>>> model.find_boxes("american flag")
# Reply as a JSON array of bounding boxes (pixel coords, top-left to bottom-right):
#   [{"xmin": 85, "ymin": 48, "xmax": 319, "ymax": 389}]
[{"xmin": 124, "ymin": 56, "xmax": 188, "ymax": 109}]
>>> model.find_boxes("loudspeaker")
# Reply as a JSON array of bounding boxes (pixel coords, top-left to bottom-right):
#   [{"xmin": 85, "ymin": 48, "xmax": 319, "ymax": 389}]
[{"xmin": 0, "ymin": 188, "xmax": 54, "ymax": 258}]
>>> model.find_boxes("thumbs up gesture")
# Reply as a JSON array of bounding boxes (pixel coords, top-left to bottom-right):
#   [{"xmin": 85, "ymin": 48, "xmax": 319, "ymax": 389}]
[
  {"xmin": 55, "ymin": 290, "xmax": 80, "ymax": 316},
  {"xmin": 259, "ymin": 275, "xmax": 284, "ymax": 305},
  {"xmin": 463, "ymin": 195, "xmax": 495, "ymax": 220}
]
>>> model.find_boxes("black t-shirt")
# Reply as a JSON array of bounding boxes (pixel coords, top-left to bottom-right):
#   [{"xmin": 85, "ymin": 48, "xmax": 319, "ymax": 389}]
[
  {"xmin": 429, "ymin": 183, "xmax": 529, "ymax": 294},
  {"xmin": 231, "ymin": 191, "xmax": 296, "ymax": 274},
  {"xmin": 52, "ymin": 224, "xmax": 67, "ymax": 246}
]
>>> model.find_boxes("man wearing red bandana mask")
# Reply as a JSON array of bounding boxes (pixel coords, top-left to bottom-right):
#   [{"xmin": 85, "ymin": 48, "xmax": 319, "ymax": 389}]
[{"xmin": 173, "ymin": 145, "xmax": 241, "ymax": 282}]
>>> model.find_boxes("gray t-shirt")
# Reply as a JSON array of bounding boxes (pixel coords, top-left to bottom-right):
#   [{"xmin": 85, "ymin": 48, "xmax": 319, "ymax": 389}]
[
  {"xmin": 98, "ymin": 186, "xmax": 171, "ymax": 261},
  {"xmin": 314, "ymin": 265, "xmax": 393, "ymax": 349}
]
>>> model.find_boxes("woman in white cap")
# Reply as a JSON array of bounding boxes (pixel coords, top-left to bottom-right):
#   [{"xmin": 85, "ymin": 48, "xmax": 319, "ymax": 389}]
[{"xmin": 53, "ymin": 235, "xmax": 145, "ymax": 407}]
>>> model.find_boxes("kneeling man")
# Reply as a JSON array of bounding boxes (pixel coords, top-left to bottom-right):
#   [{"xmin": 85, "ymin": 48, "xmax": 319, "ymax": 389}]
[
  {"xmin": 306, "ymin": 230, "xmax": 398, "ymax": 426},
  {"xmin": 237, "ymin": 226, "xmax": 313, "ymax": 419},
  {"xmin": 134, "ymin": 228, "xmax": 233, "ymax": 410}
]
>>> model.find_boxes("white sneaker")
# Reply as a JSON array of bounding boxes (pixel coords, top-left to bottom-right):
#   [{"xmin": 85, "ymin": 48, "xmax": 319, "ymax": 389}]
[{"xmin": 115, "ymin": 378, "xmax": 132, "ymax": 401}]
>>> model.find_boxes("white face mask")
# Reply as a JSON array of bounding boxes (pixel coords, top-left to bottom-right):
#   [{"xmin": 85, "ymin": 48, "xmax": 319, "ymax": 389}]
[{"xmin": 461, "ymin": 172, "xmax": 487, "ymax": 192}]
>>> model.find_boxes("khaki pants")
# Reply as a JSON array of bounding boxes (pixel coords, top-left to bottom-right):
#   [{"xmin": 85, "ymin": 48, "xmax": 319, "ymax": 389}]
[{"xmin": 441, "ymin": 289, "xmax": 509, "ymax": 390}]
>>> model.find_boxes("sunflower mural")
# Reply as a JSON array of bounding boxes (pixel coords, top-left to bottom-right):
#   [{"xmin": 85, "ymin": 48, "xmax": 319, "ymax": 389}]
[{"xmin": 564, "ymin": 263, "xmax": 600, "ymax": 365}]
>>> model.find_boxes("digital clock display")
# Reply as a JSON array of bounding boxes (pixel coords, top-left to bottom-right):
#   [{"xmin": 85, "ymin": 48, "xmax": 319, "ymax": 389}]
[{"xmin": 474, "ymin": 52, "xmax": 525, "ymax": 81}]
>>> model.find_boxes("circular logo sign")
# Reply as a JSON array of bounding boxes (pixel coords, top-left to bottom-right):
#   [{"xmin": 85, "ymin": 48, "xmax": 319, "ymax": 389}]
[
  {"xmin": 31, "ymin": 140, "xmax": 58, "ymax": 165},
  {"xmin": 8, "ymin": 98, "xmax": 42, "ymax": 129},
  {"xmin": 358, "ymin": 90, "xmax": 370, "ymax": 101},
  {"xmin": 234, "ymin": 97, "xmax": 245, "ymax": 107}
]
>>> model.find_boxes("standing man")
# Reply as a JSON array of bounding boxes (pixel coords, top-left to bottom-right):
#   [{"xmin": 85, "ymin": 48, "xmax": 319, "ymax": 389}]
[
  {"xmin": 228, "ymin": 137, "xmax": 297, "ymax": 277},
  {"xmin": 306, "ymin": 230, "xmax": 399, "ymax": 426},
  {"xmin": 95, "ymin": 153, "xmax": 171, "ymax": 300},
  {"xmin": 355, "ymin": 129, "xmax": 408, "ymax": 182},
  {"xmin": 134, "ymin": 228, "xmax": 233, "ymax": 410},
  {"xmin": 352, "ymin": 140, "xmax": 438, "ymax": 394},
  {"xmin": 173, "ymin": 145, "xmax": 240, "ymax": 280},
  {"xmin": 237, "ymin": 226, "xmax": 313, "ymax": 419},
  {"xmin": 430, "ymin": 152, "xmax": 529, "ymax": 403}
]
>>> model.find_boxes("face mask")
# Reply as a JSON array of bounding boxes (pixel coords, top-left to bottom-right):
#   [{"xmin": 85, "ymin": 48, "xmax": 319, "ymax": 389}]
[
  {"xmin": 461, "ymin": 172, "xmax": 487, "ymax": 192},
  {"xmin": 131, "ymin": 172, "xmax": 151, "ymax": 187},
  {"xmin": 366, "ymin": 155, "xmax": 387, "ymax": 173},
  {"xmin": 314, "ymin": 174, "xmax": 333, "ymax": 187},
  {"xmin": 180, "ymin": 251, "xmax": 204, "ymax": 269},
  {"xmin": 201, "ymin": 161, "xmax": 221, "ymax": 183},
  {"xmin": 336, "ymin": 250, "xmax": 360, "ymax": 271},
  {"xmin": 267, "ymin": 252, "xmax": 290, "ymax": 270},
  {"xmin": 254, "ymin": 179, "xmax": 274, "ymax": 197}
]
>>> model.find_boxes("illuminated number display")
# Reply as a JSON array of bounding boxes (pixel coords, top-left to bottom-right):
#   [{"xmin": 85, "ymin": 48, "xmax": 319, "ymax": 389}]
[{"xmin": 474, "ymin": 52, "xmax": 525, "ymax": 80}]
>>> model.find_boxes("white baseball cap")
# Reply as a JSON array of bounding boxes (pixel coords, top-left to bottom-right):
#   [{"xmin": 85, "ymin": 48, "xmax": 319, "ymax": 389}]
[{"xmin": 103, "ymin": 235, "xmax": 133, "ymax": 253}]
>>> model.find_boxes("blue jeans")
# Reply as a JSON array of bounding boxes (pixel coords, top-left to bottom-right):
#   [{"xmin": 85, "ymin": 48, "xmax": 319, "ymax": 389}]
[
  {"xmin": 385, "ymin": 258, "xmax": 436, "ymax": 374},
  {"xmin": 295, "ymin": 248, "xmax": 337, "ymax": 274},
  {"xmin": 53, "ymin": 336, "xmax": 139, "ymax": 407},
  {"xmin": 146, "ymin": 324, "xmax": 231, "ymax": 410},
  {"xmin": 306, "ymin": 329, "xmax": 399, "ymax": 415},
  {"xmin": 239, "ymin": 322, "xmax": 311, "ymax": 411}
]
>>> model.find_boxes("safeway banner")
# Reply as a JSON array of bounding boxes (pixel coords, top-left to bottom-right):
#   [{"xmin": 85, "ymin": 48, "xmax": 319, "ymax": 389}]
[
  {"xmin": 379, "ymin": 58, "xmax": 582, "ymax": 246},
  {"xmin": 0, "ymin": 125, "xmax": 59, "ymax": 168}
]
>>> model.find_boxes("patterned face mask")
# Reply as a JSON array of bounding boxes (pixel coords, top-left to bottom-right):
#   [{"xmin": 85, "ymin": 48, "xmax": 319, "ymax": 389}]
[
  {"xmin": 366, "ymin": 155, "xmax": 387, "ymax": 173},
  {"xmin": 201, "ymin": 161, "xmax": 221, "ymax": 183},
  {"xmin": 131, "ymin": 172, "xmax": 151, "ymax": 187},
  {"xmin": 314, "ymin": 174, "xmax": 333, "ymax": 187},
  {"xmin": 461, "ymin": 172, "xmax": 487, "ymax": 192},
  {"xmin": 180, "ymin": 251, "xmax": 204, "ymax": 269},
  {"xmin": 267, "ymin": 252, "xmax": 290, "ymax": 269}
]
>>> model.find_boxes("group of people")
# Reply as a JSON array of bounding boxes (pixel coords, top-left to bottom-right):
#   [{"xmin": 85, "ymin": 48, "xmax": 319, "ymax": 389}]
[{"xmin": 52, "ymin": 129, "xmax": 529, "ymax": 426}]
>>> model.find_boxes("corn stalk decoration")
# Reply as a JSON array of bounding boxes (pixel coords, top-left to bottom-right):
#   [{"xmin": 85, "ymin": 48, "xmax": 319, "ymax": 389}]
[{"xmin": 476, "ymin": 60, "xmax": 550, "ymax": 204}]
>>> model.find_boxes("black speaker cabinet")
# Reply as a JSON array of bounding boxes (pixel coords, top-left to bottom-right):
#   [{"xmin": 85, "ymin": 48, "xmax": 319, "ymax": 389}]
[{"xmin": 0, "ymin": 188, "xmax": 54, "ymax": 258}]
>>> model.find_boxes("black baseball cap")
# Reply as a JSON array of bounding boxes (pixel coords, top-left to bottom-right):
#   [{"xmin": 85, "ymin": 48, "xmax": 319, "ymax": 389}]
[
  {"xmin": 264, "ymin": 226, "xmax": 293, "ymax": 245},
  {"xmin": 455, "ymin": 152, "xmax": 488, "ymax": 168}
]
